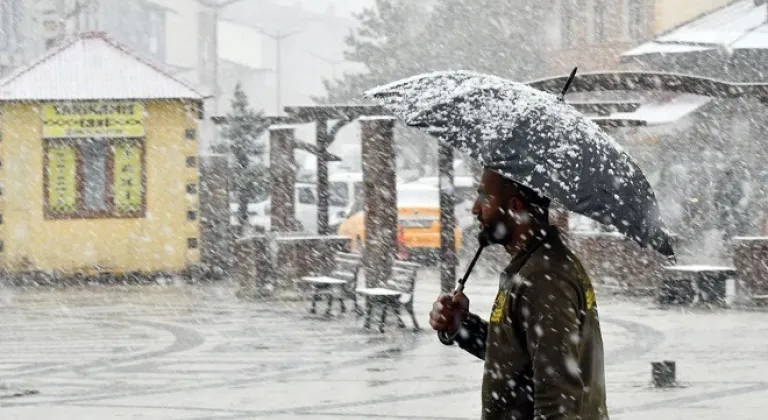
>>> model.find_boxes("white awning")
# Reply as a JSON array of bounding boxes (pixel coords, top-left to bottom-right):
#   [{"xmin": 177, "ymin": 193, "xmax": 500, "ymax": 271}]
[
  {"xmin": 593, "ymin": 94, "xmax": 712, "ymax": 126},
  {"xmin": 621, "ymin": 1, "xmax": 768, "ymax": 59}
]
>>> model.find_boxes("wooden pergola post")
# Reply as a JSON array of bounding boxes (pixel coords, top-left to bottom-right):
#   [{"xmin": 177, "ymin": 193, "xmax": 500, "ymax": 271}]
[
  {"xmin": 438, "ymin": 142, "xmax": 457, "ymax": 293},
  {"xmin": 315, "ymin": 119, "xmax": 330, "ymax": 235},
  {"xmin": 269, "ymin": 126, "xmax": 298, "ymax": 233},
  {"xmin": 359, "ymin": 116, "xmax": 397, "ymax": 288}
]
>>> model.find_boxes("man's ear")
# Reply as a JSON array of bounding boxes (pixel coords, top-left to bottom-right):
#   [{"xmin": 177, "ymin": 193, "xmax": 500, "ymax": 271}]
[{"xmin": 508, "ymin": 196, "xmax": 526, "ymax": 214}]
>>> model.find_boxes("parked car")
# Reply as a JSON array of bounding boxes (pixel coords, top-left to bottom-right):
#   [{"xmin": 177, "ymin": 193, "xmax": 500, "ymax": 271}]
[
  {"xmin": 231, "ymin": 183, "xmax": 346, "ymax": 233},
  {"xmin": 328, "ymin": 172, "xmax": 363, "ymax": 232},
  {"xmin": 337, "ymin": 183, "xmax": 463, "ymax": 261}
]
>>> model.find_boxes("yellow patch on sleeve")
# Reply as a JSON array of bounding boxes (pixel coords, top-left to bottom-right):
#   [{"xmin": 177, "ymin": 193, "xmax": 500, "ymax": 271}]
[
  {"xmin": 585, "ymin": 286, "xmax": 596, "ymax": 310},
  {"xmin": 489, "ymin": 291, "xmax": 507, "ymax": 324},
  {"xmin": 573, "ymin": 257, "xmax": 597, "ymax": 310}
]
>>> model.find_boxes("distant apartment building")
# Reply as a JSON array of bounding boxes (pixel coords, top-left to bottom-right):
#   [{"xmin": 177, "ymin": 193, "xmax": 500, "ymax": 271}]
[
  {"xmin": 0, "ymin": 0, "xmax": 24, "ymax": 75},
  {"xmin": 542, "ymin": 0, "xmax": 734, "ymax": 76},
  {"xmin": 0, "ymin": 0, "xmax": 169, "ymax": 76}
]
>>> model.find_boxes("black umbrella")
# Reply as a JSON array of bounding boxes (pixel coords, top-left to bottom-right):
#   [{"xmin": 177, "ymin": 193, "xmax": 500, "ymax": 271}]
[{"xmin": 365, "ymin": 70, "xmax": 675, "ymax": 264}]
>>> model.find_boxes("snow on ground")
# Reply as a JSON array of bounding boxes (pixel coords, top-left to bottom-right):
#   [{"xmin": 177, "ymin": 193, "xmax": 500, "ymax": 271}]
[{"xmin": 0, "ymin": 263, "xmax": 766, "ymax": 419}]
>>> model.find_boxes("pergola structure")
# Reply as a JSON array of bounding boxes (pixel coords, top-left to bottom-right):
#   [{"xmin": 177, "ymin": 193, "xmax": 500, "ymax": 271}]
[
  {"xmin": 217, "ymin": 70, "xmax": 768, "ymax": 295},
  {"xmin": 529, "ymin": 70, "xmax": 768, "ymax": 247},
  {"xmin": 281, "ymin": 105, "xmax": 388, "ymax": 236}
]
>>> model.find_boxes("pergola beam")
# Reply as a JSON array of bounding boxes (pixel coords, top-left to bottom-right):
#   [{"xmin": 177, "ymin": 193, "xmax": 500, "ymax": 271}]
[
  {"xmin": 528, "ymin": 71, "xmax": 768, "ymax": 102},
  {"xmin": 283, "ymin": 105, "xmax": 388, "ymax": 122}
]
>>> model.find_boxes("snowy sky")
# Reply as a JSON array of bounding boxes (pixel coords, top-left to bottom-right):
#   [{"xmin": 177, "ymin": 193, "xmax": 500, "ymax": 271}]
[{"xmin": 271, "ymin": 0, "xmax": 373, "ymax": 16}]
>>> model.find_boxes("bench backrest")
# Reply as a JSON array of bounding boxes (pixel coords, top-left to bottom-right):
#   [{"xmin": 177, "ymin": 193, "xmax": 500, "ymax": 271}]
[
  {"xmin": 330, "ymin": 252, "xmax": 363, "ymax": 283},
  {"xmin": 384, "ymin": 260, "xmax": 421, "ymax": 294}
]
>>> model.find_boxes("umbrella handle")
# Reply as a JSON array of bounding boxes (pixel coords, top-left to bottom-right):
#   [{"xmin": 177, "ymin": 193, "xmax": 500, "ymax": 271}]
[
  {"xmin": 436, "ymin": 244, "xmax": 485, "ymax": 342},
  {"xmin": 455, "ymin": 244, "xmax": 485, "ymax": 291}
]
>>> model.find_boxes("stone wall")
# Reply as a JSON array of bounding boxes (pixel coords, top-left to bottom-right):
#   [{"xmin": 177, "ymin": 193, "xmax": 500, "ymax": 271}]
[
  {"xmin": 234, "ymin": 235, "xmax": 273, "ymax": 298},
  {"xmin": 235, "ymin": 234, "xmax": 351, "ymax": 298},
  {"xmin": 272, "ymin": 235, "xmax": 351, "ymax": 289},
  {"xmin": 570, "ymin": 232, "xmax": 671, "ymax": 293}
]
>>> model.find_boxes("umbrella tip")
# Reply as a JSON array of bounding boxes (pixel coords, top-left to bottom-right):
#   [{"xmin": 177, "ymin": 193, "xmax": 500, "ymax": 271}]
[{"xmin": 559, "ymin": 67, "xmax": 578, "ymax": 101}]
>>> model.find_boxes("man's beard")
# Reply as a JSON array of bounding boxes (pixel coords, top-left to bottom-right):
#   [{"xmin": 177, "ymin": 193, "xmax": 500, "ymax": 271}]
[
  {"xmin": 478, "ymin": 220, "xmax": 511, "ymax": 247},
  {"xmin": 478, "ymin": 209, "xmax": 531, "ymax": 247}
]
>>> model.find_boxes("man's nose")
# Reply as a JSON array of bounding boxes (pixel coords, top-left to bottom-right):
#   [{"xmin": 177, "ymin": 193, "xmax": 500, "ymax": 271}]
[{"xmin": 471, "ymin": 199, "xmax": 480, "ymax": 215}]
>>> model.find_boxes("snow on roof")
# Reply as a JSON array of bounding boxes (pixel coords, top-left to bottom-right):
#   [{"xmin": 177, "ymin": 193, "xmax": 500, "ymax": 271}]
[
  {"xmin": 732, "ymin": 236, "xmax": 768, "ymax": 241},
  {"xmin": 329, "ymin": 172, "xmax": 363, "ymax": 182},
  {"xmin": 587, "ymin": 94, "xmax": 712, "ymax": 126},
  {"xmin": 623, "ymin": 43, "xmax": 713, "ymax": 57},
  {"xmin": 664, "ymin": 265, "xmax": 736, "ymax": 272},
  {"xmin": 269, "ymin": 124, "xmax": 298, "ymax": 130},
  {"xmin": 0, "ymin": 32, "xmax": 203, "ymax": 101},
  {"xmin": 357, "ymin": 115, "xmax": 397, "ymax": 121},
  {"xmin": 622, "ymin": 1, "xmax": 768, "ymax": 58}
]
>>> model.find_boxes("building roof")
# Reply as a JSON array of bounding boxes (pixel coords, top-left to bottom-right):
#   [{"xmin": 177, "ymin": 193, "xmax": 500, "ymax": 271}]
[
  {"xmin": 622, "ymin": 0, "xmax": 768, "ymax": 58},
  {"xmin": 0, "ymin": 32, "xmax": 204, "ymax": 101}
]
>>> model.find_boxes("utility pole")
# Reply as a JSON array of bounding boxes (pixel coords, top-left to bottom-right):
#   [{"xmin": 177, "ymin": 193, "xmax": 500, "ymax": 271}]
[
  {"xmin": 303, "ymin": 49, "xmax": 344, "ymax": 80},
  {"xmin": 194, "ymin": 0, "xmax": 253, "ymax": 151},
  {"xmin": 259, "ymin": 29, "xmax": 302, "ymax": 115}
]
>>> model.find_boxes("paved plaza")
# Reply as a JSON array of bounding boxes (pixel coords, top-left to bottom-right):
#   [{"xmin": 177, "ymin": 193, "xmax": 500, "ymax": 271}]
[{"xmin": 1, "ymin": 266, "xmax": 767, "ymax": 419}]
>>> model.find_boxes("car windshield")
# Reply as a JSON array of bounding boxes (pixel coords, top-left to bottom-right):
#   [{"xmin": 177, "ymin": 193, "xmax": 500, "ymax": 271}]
[
  {"xmin": 329, "ymin": 182, "xmax": 348, "ymax": 207},
  {"xmin": 297, "ymin": 187, "xmax": 316, "ymax": 205}
]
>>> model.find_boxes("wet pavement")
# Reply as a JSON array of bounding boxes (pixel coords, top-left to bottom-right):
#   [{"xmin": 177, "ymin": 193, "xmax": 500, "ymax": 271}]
[{"xmin": 1, "ymin": 266, "xmax": 767, "ymax": 419}]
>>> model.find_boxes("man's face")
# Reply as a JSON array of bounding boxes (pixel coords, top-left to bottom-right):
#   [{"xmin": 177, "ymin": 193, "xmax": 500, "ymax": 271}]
[
  {"xmin": 472, "ymin": 170, "xmax": 506, "ymax": 231},
  {"xmin": 472, "ymin": 170, "xmax": 530, "ymax": 246}
]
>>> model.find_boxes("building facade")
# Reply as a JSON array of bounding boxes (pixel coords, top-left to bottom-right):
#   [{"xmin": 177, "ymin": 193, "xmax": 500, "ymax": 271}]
[
  {"xmin": 0, "ymin": 33, "xmax": 203, "ymax": 278},
  {"xmin": 541, "ymin": 0, "xmax": 734, "ymax": 76},
  {"xmin": 0, "ymin": 0, "xmax": 169, "ymax": 77}
]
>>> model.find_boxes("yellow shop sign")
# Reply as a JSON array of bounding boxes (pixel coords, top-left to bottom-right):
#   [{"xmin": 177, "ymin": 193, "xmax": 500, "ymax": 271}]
[{"xmin": 42, "ymin": 102, "xmax": 145, "ymax": 138}]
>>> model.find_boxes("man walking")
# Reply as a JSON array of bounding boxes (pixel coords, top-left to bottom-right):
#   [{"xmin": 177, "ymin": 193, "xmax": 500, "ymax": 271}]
[{"xmin": 430, "ymin": 169, "xmax": 609, "ymax": 420}]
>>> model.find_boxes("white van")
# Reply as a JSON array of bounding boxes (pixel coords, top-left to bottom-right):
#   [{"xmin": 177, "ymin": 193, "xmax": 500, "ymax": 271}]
[
  {"xmin": 240, "ymin": 182, "xmax": 351, "ymax": 234},
  {"xmin": 328, "ymin": 172, "xmax": 364, "ymax": 230}
]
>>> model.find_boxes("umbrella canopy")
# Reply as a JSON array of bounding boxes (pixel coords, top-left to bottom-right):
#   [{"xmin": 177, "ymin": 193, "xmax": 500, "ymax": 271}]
[{"xmin": 365, "ymin": 70, "xmax": 675, "ymax": 257}]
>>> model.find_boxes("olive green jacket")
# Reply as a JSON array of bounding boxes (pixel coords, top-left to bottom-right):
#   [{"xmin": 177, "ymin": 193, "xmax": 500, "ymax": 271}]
[{"xmin": 441, "ymin": 227, "xmax": 609, "ymax": 420}]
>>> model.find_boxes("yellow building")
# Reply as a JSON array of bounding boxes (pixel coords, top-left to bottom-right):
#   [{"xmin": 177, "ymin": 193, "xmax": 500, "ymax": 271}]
[
  {"xmin": 0, "ymin": 32, "xmax": 204, "ymax": 278},
  {"xmin": 652, "ymin": 0, "xmax": 734, "ymax": 33}
]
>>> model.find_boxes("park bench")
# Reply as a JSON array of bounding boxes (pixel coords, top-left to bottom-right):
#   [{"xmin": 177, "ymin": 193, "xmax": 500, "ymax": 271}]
[
  {"xmin": 299, "ymin": 252, "xmax": 362, "ymax": 316},
  {"xmin": 356, "ymin": 259, "xmax": 422, "ymax": 333}
]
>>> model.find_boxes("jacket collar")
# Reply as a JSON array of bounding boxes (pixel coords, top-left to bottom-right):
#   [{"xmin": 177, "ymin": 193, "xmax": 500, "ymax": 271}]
[{"xmin": 503, "ymin": 226, "xmax": 562, "ymax": 275}]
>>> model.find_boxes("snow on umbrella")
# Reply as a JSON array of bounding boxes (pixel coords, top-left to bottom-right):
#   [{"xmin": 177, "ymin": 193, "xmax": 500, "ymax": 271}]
[{"xmin": 365, "ymin": 70, "xmax": 675, "ymax": 258}]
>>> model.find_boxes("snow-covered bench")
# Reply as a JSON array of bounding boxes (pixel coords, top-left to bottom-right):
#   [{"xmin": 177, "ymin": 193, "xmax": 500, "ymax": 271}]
[
  {"xmin": 357, "ymin": 260, "xmax": 422, "ymax": 332},
  {"xmin": 300, "ymin": 252, "xmax": 362, "ymax": 316},
  {"xmin": 659, "ymin": 265, "xmax": 736, "ymax": 305}
]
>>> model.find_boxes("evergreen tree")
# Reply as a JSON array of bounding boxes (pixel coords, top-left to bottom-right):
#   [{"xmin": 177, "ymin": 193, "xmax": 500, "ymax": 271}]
[{"xmin": 218, "ymin": 83, "xmax": 269, "ymax": 235}]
